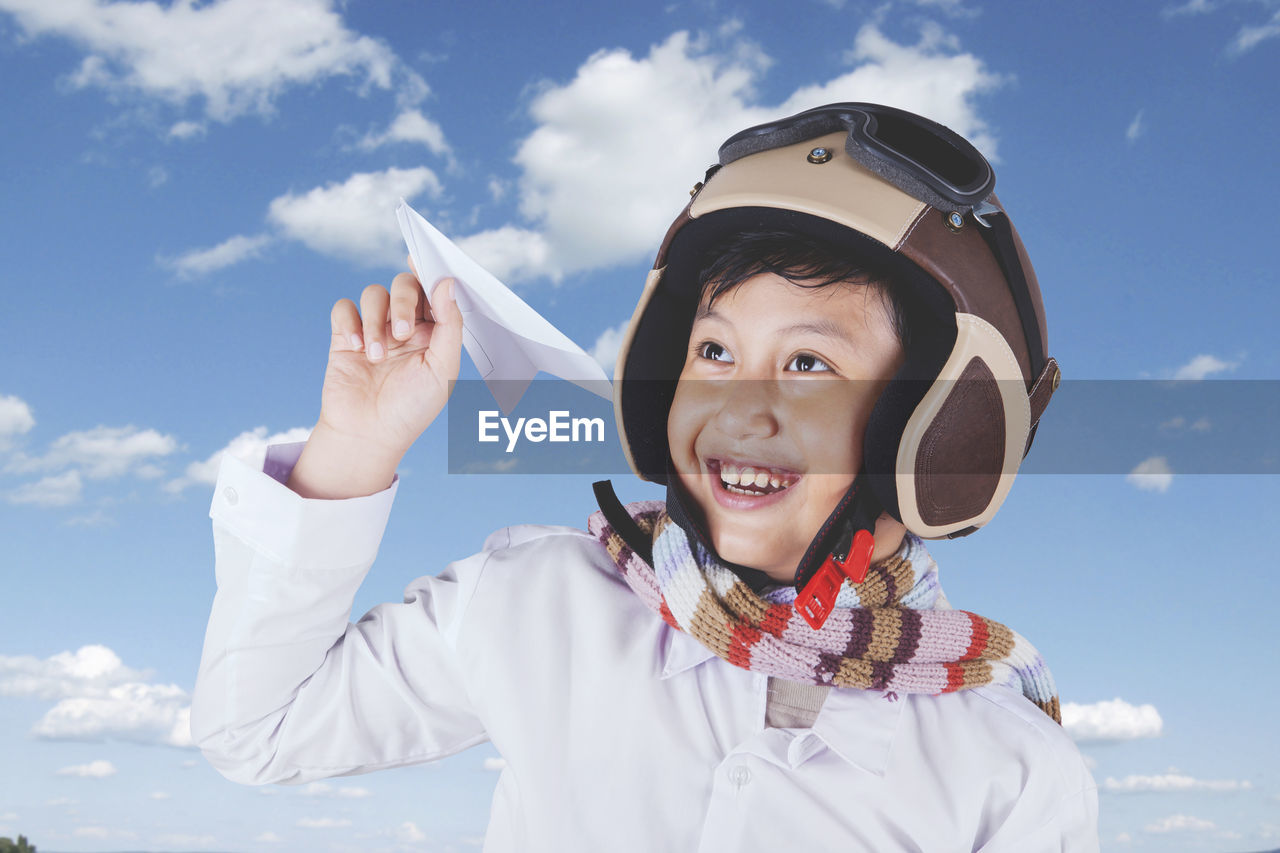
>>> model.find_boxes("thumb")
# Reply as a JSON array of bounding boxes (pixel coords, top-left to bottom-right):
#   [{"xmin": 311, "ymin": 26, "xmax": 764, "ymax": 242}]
[{"xmin": 425, "ymin": 277, "xmax": 464, "ymax": 381}]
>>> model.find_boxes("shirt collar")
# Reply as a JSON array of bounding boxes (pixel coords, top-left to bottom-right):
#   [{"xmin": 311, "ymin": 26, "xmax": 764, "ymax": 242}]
[
  {"xmin": 659, "ymin": 626, "xmax": 904, "ymax": 777},
  {"xmin": 659, "ymin": 624, "xmax": 717, "ymax": 679}
]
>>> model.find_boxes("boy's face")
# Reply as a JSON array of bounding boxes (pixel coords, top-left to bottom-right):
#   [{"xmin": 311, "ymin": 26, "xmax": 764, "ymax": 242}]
[{"xmin": 667, "ymin": 272, "xmax": 906, "ymax": 582}]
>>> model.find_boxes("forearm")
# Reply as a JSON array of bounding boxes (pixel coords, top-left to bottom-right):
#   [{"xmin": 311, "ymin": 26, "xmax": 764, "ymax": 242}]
[{"xmin": 287, "ymin": 422, "xmax": 403, "ymax": 500}]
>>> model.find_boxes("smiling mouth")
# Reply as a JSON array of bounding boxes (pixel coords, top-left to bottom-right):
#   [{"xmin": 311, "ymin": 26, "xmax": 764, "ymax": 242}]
[{"xmin": 708, "ymin": 458, "xmax": 800, "ymax": 497}]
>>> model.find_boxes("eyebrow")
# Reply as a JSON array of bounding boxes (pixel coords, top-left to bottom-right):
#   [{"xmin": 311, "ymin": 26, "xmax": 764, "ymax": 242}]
[{"xmin": 694, "ymin": 307, "xmax": 855, "ymax": 347}]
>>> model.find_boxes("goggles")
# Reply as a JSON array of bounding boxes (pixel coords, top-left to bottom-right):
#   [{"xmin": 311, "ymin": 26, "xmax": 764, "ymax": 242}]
[{"xmin": 718, "ymin": 102, "xmax": 995, "ymax": 215}]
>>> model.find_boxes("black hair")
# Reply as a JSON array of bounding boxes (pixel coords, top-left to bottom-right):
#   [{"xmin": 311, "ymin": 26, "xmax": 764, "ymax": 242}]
[{"xmin": 695, "ymin": 229, "xmax": 912, "ymax": 351}]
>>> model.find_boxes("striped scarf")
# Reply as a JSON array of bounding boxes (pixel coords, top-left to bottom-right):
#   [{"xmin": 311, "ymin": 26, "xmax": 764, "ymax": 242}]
[{"xmin": 588, "ymin": 501, "xmax": 1061, "ymax": 723}]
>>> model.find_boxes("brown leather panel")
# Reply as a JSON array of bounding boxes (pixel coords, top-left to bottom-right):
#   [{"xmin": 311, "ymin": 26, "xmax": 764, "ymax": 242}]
[
  {"xmin": 1003, "ymin": 203, "xmax": 1049, "ymax": 360},
  {"xmin": 899, "ymin": 203, "xmax": 1033, "ymax": 384},
  {"xmin": 654, "ymin": 203, "xmax": 694, "ymax": 269},
  {"xmin": 916, "ymin": 357, "xmax": 1004, "ymax": 526}
]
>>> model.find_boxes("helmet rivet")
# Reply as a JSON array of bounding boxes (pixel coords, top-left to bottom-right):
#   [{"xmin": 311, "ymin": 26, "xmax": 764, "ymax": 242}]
[
  {"xmin": 945, "ymin": 211, "xmax": 965, "ymax": 232},
  {"xmin": 1051, "ymin": 365, "xmax": 1061, "ymax": 391},
  {"xmin": 806, "ymin": 147, "xmax": 832, "ymax": 164},
  {"xmin": 689, "ymin": 181, "xmax": 704, "ymax": 197}
]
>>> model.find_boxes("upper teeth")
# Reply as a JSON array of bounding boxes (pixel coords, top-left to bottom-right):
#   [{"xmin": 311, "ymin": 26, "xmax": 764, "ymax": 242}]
[{"xmin": 720, "ymin": 462, "xmax": 793, "ymax": 490}]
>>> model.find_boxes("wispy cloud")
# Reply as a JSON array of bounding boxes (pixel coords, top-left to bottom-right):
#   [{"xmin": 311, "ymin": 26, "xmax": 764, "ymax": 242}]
[
  {"xmin": 1126, "ymin": 109, "xmax": 1145, "ymax": 143},
  {"xmin": 0, "ymin": 393, "xmax": 36, "ymax": 450},
  {"xmin": 301, "ymin": 782, "xmax": 373, "ymax": 798},
  {"xmin": 5, "ymin": 470, "xmax": 83, "ymax": 506},
  {"xmin": 1162, "ymin": 1, "xmax": 1280, "ymax": 55},
  {"xmin": 1061, "ymin": 698, "xmax": 1163, "ymax": 742},
  {"xmin": 1127, "ymin": 456, "xmax": 1174, "ymax": 493},
  {"xmin": 56, "ymin": 759, "xmax": 117, "ymax": 778},
  {"xmin": 0, "ymin": 0, "xmax": 418, "ymax": 122},
  {"xmin": 356, "ymin": 108, "xmax": 450, "ymax": 157},
  {"xmin": 3, "ymin": 424, "xmax": 179, "ymax": 479},
  {"xmin": 1104, "ymin": 773, "xmax": 1252, "ymax": 793},
  {"xmin": 1230, "ymin": 9, "xmax": 1280, "ymax": 54},
  {"xmin": 165, "ymin": 425, "xmax": 311, "ymax": 493},
  {"xmin": 161, "ymin": 233, "xmax": 273, "ymax": 278},
  {"xmin": 588, "ymin": 320, "xmax": 629, "ymax": 376},
  {"xmin": 1172, "ymin": 353, "xmax": 1238, "ymax": 380},
  {"xmin": 297, "ymin": 817, "xmax": 352, "ymax": 829},
  {"xmin": 1144, "ymin": 814, "xmax": 1216, "ymax": 833}
]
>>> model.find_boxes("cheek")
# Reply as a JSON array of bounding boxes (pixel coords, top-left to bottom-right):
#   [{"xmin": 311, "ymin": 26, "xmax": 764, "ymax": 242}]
[
  {"xmin": 666, "ymin": 382, "xmax": 705, "ymax": 471},
  {"xmin": 787, "ymin": 392, "xmax": 867, "ymax": 476}
]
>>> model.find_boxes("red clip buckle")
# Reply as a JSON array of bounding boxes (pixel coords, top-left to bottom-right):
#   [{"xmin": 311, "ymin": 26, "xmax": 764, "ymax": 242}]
[{"xmin": 795, "ymin": 529, "xmax": 876, "ymax": 630}]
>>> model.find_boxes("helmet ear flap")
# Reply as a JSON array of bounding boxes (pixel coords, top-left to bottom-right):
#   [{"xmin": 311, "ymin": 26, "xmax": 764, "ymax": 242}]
[{"xmin": 891, "ymin": 313, "xmax": 1031, "ymax": 538}]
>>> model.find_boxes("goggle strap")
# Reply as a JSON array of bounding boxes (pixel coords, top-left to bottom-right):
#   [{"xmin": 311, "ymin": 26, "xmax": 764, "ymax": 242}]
[{"xmin": 972, "ymin": 207, "xmax": 1048, "ymax": 383}]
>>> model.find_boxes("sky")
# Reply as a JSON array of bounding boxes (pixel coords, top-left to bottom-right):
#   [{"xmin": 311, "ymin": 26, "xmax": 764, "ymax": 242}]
[{"xmin": 1, "ymin": 0, "xmax": 1278, "ymax": 850}]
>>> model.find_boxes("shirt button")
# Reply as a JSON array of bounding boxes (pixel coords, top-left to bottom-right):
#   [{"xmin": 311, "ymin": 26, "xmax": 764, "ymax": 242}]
[
  {"xmin": 222, "ymin": 486, "xmax": 239, "ymax": 506},
  {"xmin": 728, "ymin": 765, "xmax": 752, "ymax": 787}
]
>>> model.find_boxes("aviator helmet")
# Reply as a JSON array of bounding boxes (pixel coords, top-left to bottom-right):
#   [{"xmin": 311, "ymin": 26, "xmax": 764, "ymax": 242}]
[{"xmin": 596, "ymin": 103, "xmax": 1061, "ymax": 628}]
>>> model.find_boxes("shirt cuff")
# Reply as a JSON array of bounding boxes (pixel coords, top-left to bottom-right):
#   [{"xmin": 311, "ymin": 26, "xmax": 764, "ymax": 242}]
[{"xmin": 209, "ymin": 442, "xmax": 400, "ymax": 569}]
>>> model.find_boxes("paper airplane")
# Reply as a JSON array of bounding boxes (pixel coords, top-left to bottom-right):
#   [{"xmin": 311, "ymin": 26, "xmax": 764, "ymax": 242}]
[{"xmin": 396, "ymin": 200, "xmax": 613, "ymax": 414}]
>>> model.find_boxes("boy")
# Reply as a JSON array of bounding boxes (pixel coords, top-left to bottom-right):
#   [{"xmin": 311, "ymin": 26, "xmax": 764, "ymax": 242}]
[{"xmin": 192, "ymin": 103, "xmax": 1098, "ymax": 850}]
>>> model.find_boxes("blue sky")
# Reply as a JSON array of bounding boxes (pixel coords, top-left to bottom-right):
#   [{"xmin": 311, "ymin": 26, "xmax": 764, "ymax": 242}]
[{"xmin": 1, "ymin": 0, "xmax": 1278, "ymax": 850}]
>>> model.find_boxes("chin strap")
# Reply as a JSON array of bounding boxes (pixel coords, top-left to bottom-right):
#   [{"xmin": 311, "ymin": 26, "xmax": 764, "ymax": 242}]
[
  {"xmin": 592, "ymin": 471, "xmax": 880, "ymax": 628},
  {"xmin": 792, "ymin": 472, "xmax": 883, "ymax": 629}
]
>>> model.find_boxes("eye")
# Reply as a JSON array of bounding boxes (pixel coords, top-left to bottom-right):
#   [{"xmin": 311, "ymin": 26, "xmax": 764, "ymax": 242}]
[
  {"xmin": 696, "ymin": 341, "xmax": 734, "ymax": 363},
  {"xmin": 786, "ymin": 353, "xmax": 832, "ymax": 373}
]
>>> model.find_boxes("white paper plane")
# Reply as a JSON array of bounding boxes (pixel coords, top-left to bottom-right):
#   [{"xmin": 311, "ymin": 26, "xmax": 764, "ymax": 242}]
[{"xmin": 396, "ymin": 200, "xmax": 613, "ymax": 415}]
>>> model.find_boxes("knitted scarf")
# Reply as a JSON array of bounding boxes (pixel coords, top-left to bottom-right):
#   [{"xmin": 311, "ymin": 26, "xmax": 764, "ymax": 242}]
[{"xmin": 588, "ymin": 501, "xmax": 1061, "ymax": 723}]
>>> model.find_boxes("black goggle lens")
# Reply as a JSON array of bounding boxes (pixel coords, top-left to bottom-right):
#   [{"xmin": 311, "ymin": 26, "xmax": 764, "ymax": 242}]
[{"xmin": 864, "ymin": 111, "xmax": 985, "ymax": 194}]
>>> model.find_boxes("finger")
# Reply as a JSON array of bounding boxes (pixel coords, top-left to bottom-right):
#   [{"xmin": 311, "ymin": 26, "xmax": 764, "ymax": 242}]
[
  {"xmin": 424, "ymin": 278, "xmax": 464, "ymax": 380},
  {"xmin": 406, "ymin": 253, "xmax": 419, "ymax": 282},
  {"xmin": 360, "ymin": 284, "xmax": 391, "ymax": 362},
  {"xmin": 389, "ymin": 271, "xmax": 426, "ymax": 341},
  {"xmin": 330, "ymin": 298, "xmax": 364, "ymax": 352}
]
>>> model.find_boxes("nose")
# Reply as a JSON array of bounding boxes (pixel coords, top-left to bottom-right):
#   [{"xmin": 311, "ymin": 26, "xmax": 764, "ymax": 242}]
[{"xmin": 712, "ymin": 379, "xmax": 781, "ymax": 439}]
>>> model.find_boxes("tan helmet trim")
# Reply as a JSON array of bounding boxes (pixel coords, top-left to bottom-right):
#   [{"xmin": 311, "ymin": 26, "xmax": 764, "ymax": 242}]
[
  {"xmin": 614, "ymin": 267, "xmax": 666, "ymax": 480},
  {"xmin": 896, "ymin": 312, "xmax": 1030, "ymax": 538},
  {"xmin": 690, "ymin": 131, "xmax": 928, "ymax": 252}
]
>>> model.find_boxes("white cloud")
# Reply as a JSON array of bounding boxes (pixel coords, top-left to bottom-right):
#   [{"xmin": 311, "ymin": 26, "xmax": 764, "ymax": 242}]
[
  {"xmin": 1, "ymin": 645, "xmax": 191, "ymax": 747},
  {"xmin": 302, "ymin": 782, "xmax": 372, "ymax": 798},
  {"xmin": 167, "ymin": 119, "xmax": 205, "ymax": 140},
  {"xmin": 1230, "ymin": 9, "xmax": 1280, "ymax": 54},
  {"xmin": 1126, "ymin": 109, "xmax": 1145, "ymax": 143},
  {"xmin": 150, "ymin": 791, "xmax": 171, "ymax": 800},
  {"xmin": 74, "ymin": 826, "xmax": 110, "ymax": 838},
  {"xmin": 357, "ymin": 109, "xmax": 450, "ymax": 156},
  {"xmin": 1163, "ymin": 0, "xmax": 1215, "ymax": 16},
  {"xmin": 454, "ymin": 226, "xmax": 555, "ymax": 284},
  {"xmin": 0, "ymin": 0, "xmax": 409, "ymax": 121},
  {"xmin": 3, "ymin": 424, "xmax": 179, "ymax": 479},
  {"xmin": 463, "ymin": 22, "xmax": 1004, "ymax": 283},
  {"xmin": 397, "ymin": 821, "xmax": 427, "ymax": 843},
  {"xmin": 1172, "ymin": 353, "xmax": 1238, "ymax": 380},
  {"xmin": 165, "ymin": 425, "xmax": 311, "ymax": 493},
  {"xmin": 154, "ymin": 833, "xmax": 216, "ymax": 846},
  {"xmin": 297, "ymin": 817, "xmax": 352, "ymax": 828},
  {"xmin": 0, "ymin": 393, "xmax": 36, "ymax": 447},
  {"xmin": 147, "ymin": 164, "xmax": 169, "ymax": 187},
  {"xmin": 161, "ymin": 233, "xmax": 274, "ymax": 278},
  {"xmin": 0, "ymin": 645, "xmax": 146, "ymax": 699},
  {"xmin": 1145, "ymin": 814, "xmax": 1216, "ymax": 833},
  {"xmin": 267, "ymin": 167, "xmax": 442, "ymax": 266},
  {"xmin": 588, "ymin": 320, "xmax": 629, "ymax": 375},
  {"xmin": 33, "ymin": 683, "xmax": 193, "ymax": 747},
  {"xmin": 1127, "ymin": 456, "xmax": 1174, "ymax": 493},
  {"xmin": 482, "ymin": 757, "xmax": 507, "ymax": 771},
  {"xmin": 254, "ymin": 832, "xmax": 283, "ymax": 843},
  {"xmin": 1062, "ymin": 698, "xmax": 1163, "ymax": 742},
  {"xmin": 57, "ymin": 759, "xmax": 117, "ymax": 778},
  {"xmin": 1104, "ymin": 773, "xmax": 1252, "ymax": 793},
  {"xmin": 6, "ymin": 470, "xmax": 83, "ymax": 507}
]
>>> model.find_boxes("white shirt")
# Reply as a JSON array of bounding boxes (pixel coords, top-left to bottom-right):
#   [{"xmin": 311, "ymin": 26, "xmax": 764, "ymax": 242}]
[{"xmin": 192, "ymin": 443, "xmax": 1098, "ymax": 852}]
